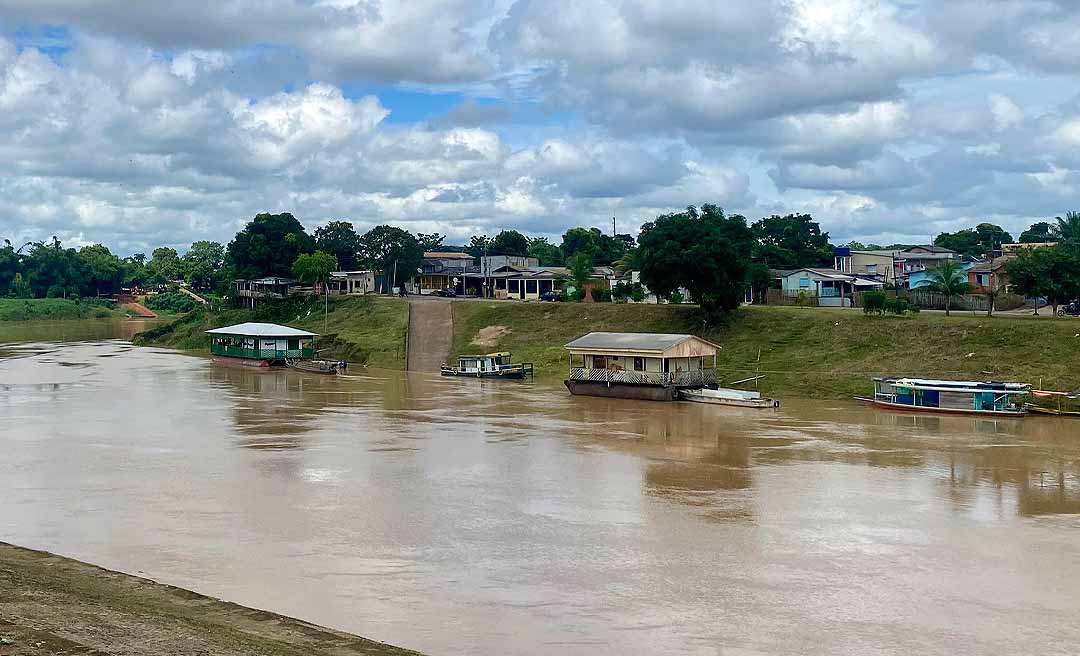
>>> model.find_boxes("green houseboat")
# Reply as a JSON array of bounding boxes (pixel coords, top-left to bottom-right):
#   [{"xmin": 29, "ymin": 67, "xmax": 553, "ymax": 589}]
[{"xmin": 206, "ymin": 322, "xmax": 317, "ymax": 368}]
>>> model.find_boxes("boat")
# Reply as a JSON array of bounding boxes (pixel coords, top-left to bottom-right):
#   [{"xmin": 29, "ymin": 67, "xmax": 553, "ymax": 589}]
[
  {"xmin": 679, "ymin": 387, "xmax": 780, "ymax": 409},
  {"xmin": 856, "ymin": 377, "xmax": 1030, "ymax": 416},
  {"xmin": 1024, "ymin": 389, "xmax": 1080, "ymax": 416},
  {"xmin": 441, "ymin": 352, "xmax": 533, "ymax": 379},
  {"xmin": 285, "ymin": 358, "xmax": 343, "ymax": 375}
]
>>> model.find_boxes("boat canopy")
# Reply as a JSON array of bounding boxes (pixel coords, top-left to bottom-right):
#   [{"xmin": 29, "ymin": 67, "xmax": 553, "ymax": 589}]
[
  {"xmin": 875, "ymin": 377, "xmax": 1030, "ymax": 393},
  {"xmin": 205, "ymin": 322, "xmax": 317, "ymax": 338}
]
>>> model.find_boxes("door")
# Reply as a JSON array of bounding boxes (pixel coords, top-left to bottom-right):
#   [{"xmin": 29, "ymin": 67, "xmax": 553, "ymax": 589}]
[{"xmin": 591, "ymin": 355, "xmax": 607, "ymax": 369}]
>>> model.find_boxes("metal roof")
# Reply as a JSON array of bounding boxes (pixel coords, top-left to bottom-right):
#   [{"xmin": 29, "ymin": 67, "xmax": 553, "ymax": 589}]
[
  {"xmin": 205, "ymin": 322, "xmax": 317, "ymax": 337},
  {"xmin": 565, "ymin": 332, "xmax": 717, "ymax": 353}
]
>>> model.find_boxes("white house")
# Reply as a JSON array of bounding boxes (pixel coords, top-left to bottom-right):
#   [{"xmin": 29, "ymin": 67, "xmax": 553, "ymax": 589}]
[{"xmin": 777, "ymin": 268, "xmax": 884, "ymax": 307}]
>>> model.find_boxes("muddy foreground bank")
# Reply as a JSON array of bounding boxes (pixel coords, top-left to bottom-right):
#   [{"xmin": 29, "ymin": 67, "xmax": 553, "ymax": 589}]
[{"xmin": 0, "ymin": 542, "xmax": 422, "ymax": 656}]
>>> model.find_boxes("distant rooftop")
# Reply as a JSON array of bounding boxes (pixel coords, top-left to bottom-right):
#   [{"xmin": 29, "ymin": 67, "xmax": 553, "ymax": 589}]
[
  {"xmin": 565, "ymin": 332, "xmax": 718, "ymax": 353},
  {"xmin": 424, "ymin": 251, "xmax": 473, "ymax": 259},
  {"xmin": 205, "ymin": 322, "xmax": 317, "ymax": 337}
]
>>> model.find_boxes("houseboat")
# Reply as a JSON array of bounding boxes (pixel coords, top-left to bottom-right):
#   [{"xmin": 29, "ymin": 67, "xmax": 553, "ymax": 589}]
[
  {"xmin": 858, "ymin": 377, "xmax": 1030, "ymax": 416},
  {"xmin": 206, "ymin": 322, "xmax": 317, "ymax": 369},
  {"xmin": 564, "ymin": 332, "xmax": 719, "ymax": 401},
  {"xmin": 440, "ymin": 352, "xmax": 534, "ymax": 379}
]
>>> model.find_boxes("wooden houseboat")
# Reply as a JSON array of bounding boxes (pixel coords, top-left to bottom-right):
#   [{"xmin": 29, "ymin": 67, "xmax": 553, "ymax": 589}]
[
  {"xmin": 440, "ymin": 352, "xmax": 534, "ymax": 379},
  {"xmin": 858, "ymin": 377, "xmax": 1030, "ymax": 416},
  {"xmin": 564, "ymin": 332, "xmax": 719, "ymax": 401},
  {"xmin": 206, "ymin": 322, "xmax": 317, "ymax": 369}
]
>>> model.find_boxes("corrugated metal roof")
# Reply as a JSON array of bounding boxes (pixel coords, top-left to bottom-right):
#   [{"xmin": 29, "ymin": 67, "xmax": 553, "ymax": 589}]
[
  {"xmin": 424, "ymin": 251, "xmax": 474, "ymax": 259},
  {"xmin": 565, "ymin": 332, "xmax": 713, "ymax": 352},
  {"xmin": 205, "ymin": 322, "xmax": 317, "ymax": 337}
]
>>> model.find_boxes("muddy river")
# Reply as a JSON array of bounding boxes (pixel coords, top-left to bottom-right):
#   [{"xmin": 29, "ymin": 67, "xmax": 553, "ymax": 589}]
[{"xmin": 2, "ymin": 322, "xmax": 1079, "ymax": 655}]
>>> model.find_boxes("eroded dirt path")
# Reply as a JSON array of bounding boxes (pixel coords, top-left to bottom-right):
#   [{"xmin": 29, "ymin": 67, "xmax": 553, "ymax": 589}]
[{"xmin": 406, "ymin": 297, "xmax": 452, "ymax": 372}]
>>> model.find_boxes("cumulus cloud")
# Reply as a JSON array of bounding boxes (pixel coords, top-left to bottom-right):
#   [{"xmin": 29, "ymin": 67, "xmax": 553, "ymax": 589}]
[{"xmin": 0, "ymin": 0, "xmax": 1079, "ymax": 249}]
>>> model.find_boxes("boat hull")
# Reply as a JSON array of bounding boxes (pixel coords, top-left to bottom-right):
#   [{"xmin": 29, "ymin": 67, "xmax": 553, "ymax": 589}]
[
  {"xmin": 680, "ymin": 391, "xmax": 779, "ymax": 408},
  {"xmin": 564, "ymin": 380, "xmax": 678, "ymax": 401},
  {"xmin": 855, "ymin": 396, "xmax": 1026, "ymax": 417},
  {"xmin": 286, "ymin": 359, "xmax": 339, "ymax": 375},
  {"xmin": 211, "ymin": 355, "xmax": 273, "ymax": 369},
  {"xmin": 441, "ymin": 369, "xmax": 527, "ymax": 379}
]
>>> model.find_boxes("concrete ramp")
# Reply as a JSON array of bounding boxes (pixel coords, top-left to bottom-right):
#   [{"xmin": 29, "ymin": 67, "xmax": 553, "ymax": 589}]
[{"xmin": 406, "ymin": 298, "xmax": 452, "ymax": 372}]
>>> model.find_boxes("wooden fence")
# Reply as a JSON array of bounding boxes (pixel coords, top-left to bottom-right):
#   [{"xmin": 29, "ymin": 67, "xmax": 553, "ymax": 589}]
[{"xmin": 906, "ymin": 290, "xmax": 1025, "ymax": 312}]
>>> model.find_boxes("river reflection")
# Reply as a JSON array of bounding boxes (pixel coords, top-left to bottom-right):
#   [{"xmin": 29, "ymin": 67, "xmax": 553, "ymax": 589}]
[{"xmin": 2, "ymin": 332, "xmax": 1080, "ymax": 655}]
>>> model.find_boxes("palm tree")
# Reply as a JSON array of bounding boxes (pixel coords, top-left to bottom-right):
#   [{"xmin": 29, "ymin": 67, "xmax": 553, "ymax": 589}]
[
  {"xmin": 925, "ymin": 259, "xmax": 971, "ymax": 316},
  {"xmin": 1051, "ymin": 211, "xmax": 1080, "ymax": 244}
]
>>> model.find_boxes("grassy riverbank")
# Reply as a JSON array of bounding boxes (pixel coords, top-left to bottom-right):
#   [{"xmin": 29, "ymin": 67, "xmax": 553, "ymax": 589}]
[
  {"xmin": 0, "ymin": 542, "xmax": 420, "ymax": 656},
  {"xmin": 450, "ymin": 303, "xmax": 1080, "ymax": 399},
  {"xmin": 134, "ymin": 296, "xmax": 409, "ymax": 368},
  {"xmin": 0, "ymin": 298, "xmax": 120, "ymax": 321}
]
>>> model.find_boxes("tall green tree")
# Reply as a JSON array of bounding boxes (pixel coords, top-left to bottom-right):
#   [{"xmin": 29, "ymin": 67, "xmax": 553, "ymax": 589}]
[
  {"xmin": 934, "ymin": 223, "xmax": 1014, "ymax": 258},
  {"xmin": 637, "ymin": 204, "xmax": 754, "ymax": 319},
  {"xmin": 465, "ymin": 235, "xmax": 492, "ymax": 258},
  {"xmin": 490, "ymin": 230, "xmax": 529, "ymax": 257},
  {"xmin": 567, "ymin": 252, "xmax": 594, "ymax": 301},
  {"xmin": 1019, "ymin": 221, "xmax": 1056, "ymax": 244},
  {"xmin": 560, "ymin": 227, "xmax": 628, "ymax": 265},
  {"xmin": 227, "ymin": 212, "xmax": 315, "ymax": 279},
  {"xmin": 1007, "ymin": 246, "xmax": 1077, "ymax": 316},
  {"xmin": 0, "ymin": 240, "xmax": 19, "ymax": 294},
  {"xmin": 924, "ymin": 259, "xmax": 972, "ymax": 316},
  {"xmin": 751, "ymin": 213, "xmax": 834, "ymax": 269},
  {"xmin": 416, "ymin": 233, "xmax": 446, "ymax": 251},
  {"xmin": 146, "ymin": 247, "xmax": 183, "ymax": 285},
  {"xmin": 182, "ymin": 241, "xmax": 226, "ymax": 290},
  {"xmin": 23, "ymin": 238, "xmax": 81, "ymax": 298},
  {"xmin": 358, "ymin": 225, "xmax": 423, "ymax": 291},
  {"xmin": 314, "ymin": 221, "xmax": 360, "ymax": 270},
  {"xmin": 1051, "ymin": 211, "xmax": 1080, "ymax": 245},
  {"xmin": 77, "ymin": 244, "xmax": 124, "ymax": 297},
  {"xmin": 292, "ymin": 251, "xmax": 337, "ymax": 288},
  {"xmin": 526, "ymin": 237, "xmax": 564, "ymax": 266}
]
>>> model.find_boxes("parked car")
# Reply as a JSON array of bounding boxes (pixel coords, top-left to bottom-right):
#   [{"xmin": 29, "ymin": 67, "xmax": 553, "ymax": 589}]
[
  {"xmin": 433, "ymin": 288, "xmax": 458, "ymax": 298},
  {"xmin": 540, "ymin": 290, "xmax": 562, "ymax": 302},
  {"xmin": 1058, "ymin": 300, "xmax": 1080, "ymax": 317}
]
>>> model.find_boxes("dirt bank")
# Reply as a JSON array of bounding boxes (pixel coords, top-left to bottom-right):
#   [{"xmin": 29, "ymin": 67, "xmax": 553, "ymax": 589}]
[{"xmin": 0, "ymin": 542, "xmax": 422, "ymax": 656}]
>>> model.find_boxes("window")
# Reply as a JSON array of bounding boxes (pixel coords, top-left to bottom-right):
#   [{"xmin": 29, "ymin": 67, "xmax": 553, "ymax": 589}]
[
  {"xmin": 526, "ymin": 280, "xmax": 537, "ymax": 294},
  {"xmin": 634, "ymin": 357, "xmax": 644, "ymax": 371},
  {"xmin": 799, "ymin": 277, "xmax": 810, "ymax": 288},
  {"xmin": 866, "ymin": 264, "xmax": 877, "ymax": 274}
]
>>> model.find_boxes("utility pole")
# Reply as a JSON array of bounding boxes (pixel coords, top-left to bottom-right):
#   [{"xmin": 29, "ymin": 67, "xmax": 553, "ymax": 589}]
[
  {"xmin": 392, "ymin": 259, "xmax": 398, "ymax": 296},
  {"xmin": 612, "ymin": 213, "xmax": 616, "ymax": 238}
]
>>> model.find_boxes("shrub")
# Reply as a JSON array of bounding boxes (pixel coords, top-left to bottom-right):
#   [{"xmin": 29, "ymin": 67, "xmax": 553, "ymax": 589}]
[
  {"xmin": 630, "ymin": 285, "xmax": 646, "ymax": 303},
  {"xmin": 145, "ymin": 291, "xmax": 198, "ymax": 314},
  {"xmin": 863, "ymin": 290, "xmax": 887, "ymax": 314},
  {"xmin": 590, "ymin": 287, "xmax": 612, "ymax": 302},
  {"xmin": 670, "ymin": 290, "xmax": 684, "ymax": 304}
]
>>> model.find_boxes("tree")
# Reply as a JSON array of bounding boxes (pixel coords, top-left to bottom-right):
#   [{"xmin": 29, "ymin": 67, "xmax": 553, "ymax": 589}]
[
  {"xmin": 358, "ymin": 225, "xmax": 423, "ymax": 291},
  {"xmin": 23, "ymin": 237, "xmax": 81, "ymax": 298},
  {"xmin": 314, "ymin": 221, "xmax": 360, "ymax": 270},
  {"xmin": 751, "ymin": 213, "xmax": 834, "ymax": 269},
  {"xmin": 465, "ymin": 235, "xmax": 492, "ymax": 258},
  {"xmin": 0, "ymin": 240, "xmax": 19, "ymax": 294},
  {"xmin": 77, "ymin": 244, "xmax": 124, "ymax": 297},
  {"xmin": 637, "ymin": 204, "xmax": 754, "ymax": 319},
  {"xmin": 846, "ymin": 241, "xmax": 884, "ymax": 250},
  {"xmin": 416, "ymin": 233, "xmax": 446, "ymax": 251},
  {"xmin": 1019, "ymin": 221, "xmax": 1056, "ymax": 244},
  {"xmin": 8, "ymin": 272, "xmax": 31, "ymax": 298},
  {"xmin": 924, "ymin": 259, "xmax": 972, "ymax": 316},
  {"xmin": 146, "ymin": 247, "xmax": 183, "ymax": 286},
  {"xmin": 1007, "ymin": 246, "xmax": 1077, "ymax": 316},
  {"xmin": 490, "ymin": 230, "xmax": 529, "ymax": 257},
  {"xmin": 527, "ymin": 237, "xmax": 564, "ymax": 266},
  {"xmin": 227, "ymin": 212, "xmax": 315, "ymax": 280},
  {"xmin": 560, "ymin": 227, "xmax": 628, "ymax": 265},
  {"xmin": 934, "ymin": 223, "xmax": 1013, "ymax": 258},
  {"xmin": 182, "ymin": 241, "xmax": 226, "ymax": 290},
  {"xmin": 292, "ymin": 251, "xmax": 337, "ymax": 288},
  {"xmin": 1051, "ymin": 211, "xmax": 1080, "ymax": 245},
  {"xmin": 567, "ymin": 252, "xmax": 594, "ymax": 302}
]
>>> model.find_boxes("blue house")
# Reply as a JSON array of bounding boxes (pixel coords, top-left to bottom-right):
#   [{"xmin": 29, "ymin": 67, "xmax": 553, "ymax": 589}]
[{"xmin": 908, "ymin": 260, "xmax": 975, "ymax": 289}]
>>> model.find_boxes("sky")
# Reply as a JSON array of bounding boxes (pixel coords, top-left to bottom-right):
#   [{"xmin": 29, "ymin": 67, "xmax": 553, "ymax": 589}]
[{"xmin": 2, "ymin": 0, "xmax": 1080, "ymax": 255}]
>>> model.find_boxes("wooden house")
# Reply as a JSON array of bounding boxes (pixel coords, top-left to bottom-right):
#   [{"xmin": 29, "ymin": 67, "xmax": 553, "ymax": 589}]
[
  {"xmin": 564, "ymin": 332, "xmax": 719, "ymax": 401},
  {"xmin": 206, "ymin": 322, "xmax": 317, "ymax": 368}
]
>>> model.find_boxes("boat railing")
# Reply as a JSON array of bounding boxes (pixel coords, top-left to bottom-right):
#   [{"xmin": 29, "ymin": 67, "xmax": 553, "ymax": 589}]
[
  {"xmin": 569, "ymin": 367, "xmax": 718, "ymax": 387},
  {"xmin": 210, "ymin": 344, "xmax": 315, "ymax": 359}
]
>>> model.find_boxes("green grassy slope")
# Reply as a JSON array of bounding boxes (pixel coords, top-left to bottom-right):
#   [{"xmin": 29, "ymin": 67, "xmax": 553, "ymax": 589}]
[
  {"xmin": 134, "ymin": 296, "xmax": 409, "ymax": 369},
  {"xmin": 450, "ymin": 302, "xmax": 1080, "ymax": 398},
  {"xmin": 0, "ymin": 298, "xmax": 121, "ymax": 321}
]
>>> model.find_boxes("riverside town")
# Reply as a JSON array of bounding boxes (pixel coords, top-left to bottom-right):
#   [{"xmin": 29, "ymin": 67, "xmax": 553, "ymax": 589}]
[{"xmin": 3, "ymin": 4, "xmax": 1080, "ymax": 656}]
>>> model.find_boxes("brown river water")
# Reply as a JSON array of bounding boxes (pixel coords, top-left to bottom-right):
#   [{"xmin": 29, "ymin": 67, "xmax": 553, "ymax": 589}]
[{"xmin": 2, "ymin": 321, "xmax": 1080, "ymax": 655}]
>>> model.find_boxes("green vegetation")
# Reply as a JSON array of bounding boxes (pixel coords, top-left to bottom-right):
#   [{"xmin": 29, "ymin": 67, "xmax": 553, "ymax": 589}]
[
  {"xmin": 144, "ymin": 291, "xmax": 199, "ymax": 314},
  {"xmin": 449, "ymin": 303, "xmax": 1080, "ymax": 399},
  {"xmin": 135, "ymin": 296, "xmax": 408, "ymax": 368},
  {"xmin": 0, "ymin": 298, "xmax": 119, "ymax": 321}
]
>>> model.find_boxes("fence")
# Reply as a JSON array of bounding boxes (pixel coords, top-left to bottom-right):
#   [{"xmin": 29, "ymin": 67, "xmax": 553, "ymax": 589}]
[
  {"xmin": 906, "ymin": 290, "xmax": 1025, "ymax": 312},
  {"xmin": 569, "ymin": 367, "xmax": 717, "ymax": 388}
]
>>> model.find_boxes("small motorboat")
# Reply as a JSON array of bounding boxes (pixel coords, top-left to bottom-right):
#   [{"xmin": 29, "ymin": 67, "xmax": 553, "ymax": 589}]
[
  {"xmin": 680, "ymin": 387, "xmax": 780, "ymax": 408},
  {"xmin": 441, "ymin": 352, "xmax": 533, "ymax": 379},
  {"xmin": 285, "ymin": 358, "xmax": 345, "ymax": 375}
]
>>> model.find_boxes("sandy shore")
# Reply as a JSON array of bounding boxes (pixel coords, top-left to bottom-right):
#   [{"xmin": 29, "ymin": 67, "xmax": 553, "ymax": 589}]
[{"xmin": 0, "ymin": 542, "xmax": 423, "ymax": 656}]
